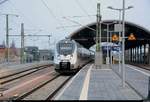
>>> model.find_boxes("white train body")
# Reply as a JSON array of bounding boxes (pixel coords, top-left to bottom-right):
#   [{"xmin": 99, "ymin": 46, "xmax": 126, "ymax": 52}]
[{"xmin": 54, "ymin": 38, "xmax": 94, "ymax": 73}]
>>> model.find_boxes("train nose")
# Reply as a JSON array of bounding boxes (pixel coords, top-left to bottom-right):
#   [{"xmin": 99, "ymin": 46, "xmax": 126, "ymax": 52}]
[{"xmin": 60, "ymin": 62, "xmax": 70, "ymax": 70}]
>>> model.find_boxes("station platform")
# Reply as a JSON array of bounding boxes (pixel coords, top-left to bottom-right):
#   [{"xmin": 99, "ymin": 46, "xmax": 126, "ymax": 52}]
[{"xmin": 55, "ymin": 63, "xmax": 144, "ymax": 100}]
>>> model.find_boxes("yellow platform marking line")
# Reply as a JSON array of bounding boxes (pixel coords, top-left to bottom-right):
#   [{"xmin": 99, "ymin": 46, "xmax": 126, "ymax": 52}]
[{"xmin": 79, "ymin": 64, "xmax": 93, "ymax": 100}]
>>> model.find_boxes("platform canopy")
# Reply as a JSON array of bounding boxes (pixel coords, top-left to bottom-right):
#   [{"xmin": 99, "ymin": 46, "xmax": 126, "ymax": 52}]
[{"xmin": 69, "ymin": 20, "xmax": 150, "ymax": 50}]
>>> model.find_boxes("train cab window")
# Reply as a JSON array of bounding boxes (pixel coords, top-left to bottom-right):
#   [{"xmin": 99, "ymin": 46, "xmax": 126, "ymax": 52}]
[{"xmin": 57, "ymin": 40, "xmax": 75, "ymax": 55}]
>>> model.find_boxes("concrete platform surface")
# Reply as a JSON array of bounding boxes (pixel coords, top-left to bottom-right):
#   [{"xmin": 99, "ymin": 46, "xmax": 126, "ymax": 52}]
[
  {"xmin": 112, "ymin": 64, "xmax": 150, "ymax": 99},
  {"xmin": 55, "ymin": 64, "xmax": 142, "ymax": 100}
]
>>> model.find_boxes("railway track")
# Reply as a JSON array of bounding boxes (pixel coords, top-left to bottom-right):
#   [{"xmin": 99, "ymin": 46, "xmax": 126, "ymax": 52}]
[
  {"xmin": 14, "ymin": 73, "xmax": 73, "ymax": 100},
  {"xmin": 0, "ymin": 64, "xmax": 52, "ymax": 85},
  {"xmin": 46, "ymin": 76, "xmax": 72, "ymax": 100}
]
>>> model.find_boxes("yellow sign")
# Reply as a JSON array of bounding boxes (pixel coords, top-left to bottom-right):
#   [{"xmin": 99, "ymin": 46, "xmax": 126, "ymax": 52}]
[
  {"xmin": 112, "ymin": 34, "xmax": 119, "ymax": 41},
  {"xmin": 128, "ymin": 33, "xmax": 136, "ymax": 40}
]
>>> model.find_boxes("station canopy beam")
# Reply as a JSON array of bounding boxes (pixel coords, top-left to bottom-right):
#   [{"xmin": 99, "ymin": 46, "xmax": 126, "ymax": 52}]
[{"xmin": 69, "ymin": 20, "xmax": 150, "ymax": 50}]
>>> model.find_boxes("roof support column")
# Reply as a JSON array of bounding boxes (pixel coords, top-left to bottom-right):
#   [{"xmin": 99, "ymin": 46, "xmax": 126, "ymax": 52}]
[
  {"xmin": 132, "ymin": 48, "xmax": 134, "ymax": 63},
  {"xmin": 127, "ymin": 49, "xmax": 129, "ymax": 63},
  {"xmin": 144, "ymin": 44, "xmax": 146, "ymax": 64},
  {"xmin": 146, "ymin": 44, "xmax": 149, "ymax": 64},
  {"xmin": 128, "ymin": 49, "xmax": 130, "ymax": 63},
  {"xmin": 137, "ymin": 46, "xmax": 139, "ymax": 63},
  {"xmin": 137, "ymin": 46, "xmax": 140, "ymax": 64},
  {"xmin": 135, "ymin": 47, "xmax": 137, "ymax": 63},
  {"xmin": 134, "ymin": 47, "xmax": 135, "ymax": 63},
  {"xmin": 135, "ymin": 47, "xmax": 136, "ymax": 63},
  {"xmin": 140, "ymin": 45, "xmax": 142, "ymax": 64},
  {"xmin": 130, "ymin": 48, "xmax": 132, "ymax": 63},
  {"xmin": 148, "ymin": 43, "xmax": 150, "ymax": 65},
  {"xmin": 133, "ymin": 48, "xmax": 135, "ymax": 63}
]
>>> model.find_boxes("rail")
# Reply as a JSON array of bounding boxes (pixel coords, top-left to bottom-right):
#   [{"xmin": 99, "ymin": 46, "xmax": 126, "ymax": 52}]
[
  {"xmin": 15, "ymin": 72, "xmax": 60, "ymax": 100},
  {"xmin": 0, "ymin": 65, "xmax": 51, "ymax": 85}
]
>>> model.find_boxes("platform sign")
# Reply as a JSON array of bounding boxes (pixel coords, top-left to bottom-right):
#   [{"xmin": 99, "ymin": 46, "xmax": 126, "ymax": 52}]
[
  {"xmin": 102, "ymin": 46, "xmax": 112, "ymax": 51},
  {"xmin": 102, "ymin": 45, "xmax": 121, "ymax": 52},
  {"xmin": 112, "ymin": 46, "xmax": 120, "ymax": 52}
]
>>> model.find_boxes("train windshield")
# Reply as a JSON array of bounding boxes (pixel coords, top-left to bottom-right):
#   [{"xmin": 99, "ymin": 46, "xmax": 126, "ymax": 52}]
[{"xmin": 57, "ymin": 41, "xmax": 75, "ymax": 55}]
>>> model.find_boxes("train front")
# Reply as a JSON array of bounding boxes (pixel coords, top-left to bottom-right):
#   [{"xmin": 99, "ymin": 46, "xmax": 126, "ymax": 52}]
[{"xmin": 54, "ymin": 39, "xmax": 76, "ymax": 73}]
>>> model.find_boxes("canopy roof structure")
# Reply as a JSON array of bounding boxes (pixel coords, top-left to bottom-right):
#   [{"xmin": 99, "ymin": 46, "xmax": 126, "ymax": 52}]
[{"xmin": 69, "ymin": 20, "xmax": 150, "ymax": 50}]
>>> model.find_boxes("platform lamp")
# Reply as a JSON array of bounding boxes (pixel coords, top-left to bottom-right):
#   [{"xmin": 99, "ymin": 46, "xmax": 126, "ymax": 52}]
[
  {"xmin": 108, "ymin": 5, "xmax": 133, "ymax": 72},
  {"xmin": 108, "ymin": 1, "xmax": 133, "ymax": 87}
]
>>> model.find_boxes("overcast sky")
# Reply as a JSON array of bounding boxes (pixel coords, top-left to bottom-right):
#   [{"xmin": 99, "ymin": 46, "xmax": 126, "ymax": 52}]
[{"xmin": 0, "ymin": 0, "xmax": 150, "ymax": 49}]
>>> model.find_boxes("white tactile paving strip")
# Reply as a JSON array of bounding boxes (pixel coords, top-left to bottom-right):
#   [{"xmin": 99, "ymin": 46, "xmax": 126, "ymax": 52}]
[{"xmin": 79, "ymin": 64, "xmax": 93, "ymax": 100}]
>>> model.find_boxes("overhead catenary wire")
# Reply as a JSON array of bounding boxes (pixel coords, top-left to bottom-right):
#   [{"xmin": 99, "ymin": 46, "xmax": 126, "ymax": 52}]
[
  {"xmin": 74, "ymin": 0, "xmax": 92, "ymax": 19},
  {"xmin": 56, "ymin": 25, "xmax": 80, "ymax": 29},
  {"xmin": 1, "ymin": 0, "xmax": 40, "ymax": 40},
  {"xmin": 0, "ymin": 2, "xmax": 19, "ymax": 33},
  {"xmin": 62, "ymin": 15, "xmax": 96, "ymax": 18},
  {"xmin": 0, "ymin": 0, "xmax": 9, "ymax": 5},
  {"xmin": 87, "ymin": 0, "xmax": 96, "ymax": 9},
  {"xmin": 63, "ymin": 17, "xmax": 96, "ymax": 32},
  {"xmin": 53, "ymin": 0, "xmax": 70, "ymax": 36},
  {"xmin": 58, "ymin": 15, "xmax": 95, "ymax": 29},
  {"xmin": 8, "ymin": 0, "xmax": 53, "ymax": 49},
  {"xmin": 58, "ymin": 14, "xmax": 96, "ymax": 29},
  {"xmin": 1, "ymin": 1, "xmax": 42, "ymax": 47},
  {"xmin": 8, "ymin": 0, "xmax": 38, "ymax": 29},
  {"xmin": 40, "ymin": 0, "xmax": 66, "ymax": 31}
]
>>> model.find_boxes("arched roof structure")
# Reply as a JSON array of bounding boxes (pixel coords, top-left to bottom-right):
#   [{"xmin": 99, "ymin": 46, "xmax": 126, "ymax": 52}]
[{"xmin": 69, "ymin": 20, "xmax": 150, "ymax": 49}]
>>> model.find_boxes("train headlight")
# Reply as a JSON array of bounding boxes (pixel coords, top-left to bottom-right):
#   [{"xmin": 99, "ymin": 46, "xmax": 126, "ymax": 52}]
[
  {"xmin": 57, "ymin": 55, "xmax": 61, "ymax": 60},
  {"xmin": 71, "ymin": 54, "xmax": 73, "ymax": 57},
  {"xmin": 69, "ymin": 54, "xmax": 73, "ymax": 60}
]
